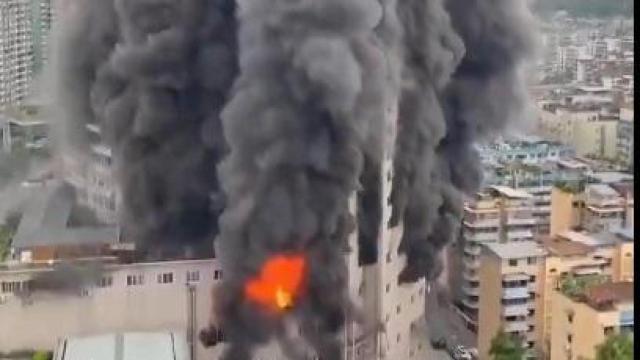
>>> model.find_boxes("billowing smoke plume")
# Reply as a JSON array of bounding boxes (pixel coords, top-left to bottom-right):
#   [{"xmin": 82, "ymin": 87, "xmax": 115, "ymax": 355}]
[
  {"xmin": 53, "ymin": 0, "xmax": 537, "ymax": 358},
  {"xmin": 52, "ymin": 0, "xmax": 237, "ymax": 257},
  {"xmin": 389, "ymin": 0, "xmax": 537, "ymax": 283},
  {"xmin": 212, "ymin": 0, "xmax": 393, "ymax": 358}
]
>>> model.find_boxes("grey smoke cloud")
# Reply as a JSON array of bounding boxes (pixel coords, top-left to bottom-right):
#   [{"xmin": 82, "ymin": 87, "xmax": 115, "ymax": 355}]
[
  {"xmin": 389, "ymin": 0, "xmax": 537, "ymax": 283},
  {"xmin": 52, "ymin": 0, "xmax": 237, "ymax": 257}
]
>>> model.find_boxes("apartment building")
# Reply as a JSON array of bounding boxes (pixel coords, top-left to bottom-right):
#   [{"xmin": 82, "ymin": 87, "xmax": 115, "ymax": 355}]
[
  {"xmin": 538, "ymin": 104, "xmax": 619, "ymax": 160},
  {"xmin": 617, "ymin": 106, "xmax": 634, "ymax": 170},
  {"xmin": 550, "ymin": 181, "xmax": 634, "ymax": 236},
  {"xmin": 60, "ymin": 123, "xmax": 120, "ymax": 225},
  {"xmin": 537, "ymin": 229, "xmax": 634, "ymax": 355},
  {"xmin": 457, "ymin": 186, "xmax": 537, "ymax": 331},
  {"xmin": 0, "ymin": 0, "xmax": 34, "ymax": 107},
  {"xmin": 549, "ymin": 281, "xmax": 633, "ymax": 360},
  {"xmin": 477, "ymin": 241, "xmax": 547, "ymax": 360}
]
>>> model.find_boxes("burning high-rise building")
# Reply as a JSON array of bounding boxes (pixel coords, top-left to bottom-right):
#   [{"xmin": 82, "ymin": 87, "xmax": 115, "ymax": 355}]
[{"xmin": 51, "ymin": 0, "xmax": 537, "ymax": 359}]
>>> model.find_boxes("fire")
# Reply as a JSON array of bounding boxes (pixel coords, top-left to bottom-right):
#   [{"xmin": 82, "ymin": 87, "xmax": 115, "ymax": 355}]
[{"xmin": 244, "ymin": 254, "xmax": 306, "ymax": 312}]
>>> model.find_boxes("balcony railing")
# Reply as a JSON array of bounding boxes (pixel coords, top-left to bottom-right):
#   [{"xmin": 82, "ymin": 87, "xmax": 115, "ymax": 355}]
[{"xmin": 503, "ymin": 287, "xmax": 529, "ymax": 300}]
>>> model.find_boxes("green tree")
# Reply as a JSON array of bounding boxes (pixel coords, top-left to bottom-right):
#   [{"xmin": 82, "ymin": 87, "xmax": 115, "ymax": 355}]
[
  {"xmin": 489, "ymin": 329, "xmax": 526, "ymax": 360},
  {"xmin": 596, "ymin": 333, "xmax": 633, "ymax": 360},
  {"xmin": 32, "ymin": 351, "xmax": 52, "ymax": 360}
]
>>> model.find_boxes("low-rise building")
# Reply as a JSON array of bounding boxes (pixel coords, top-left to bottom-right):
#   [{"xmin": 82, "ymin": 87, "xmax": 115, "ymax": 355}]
[
  {"xmin": 550, "ymin": 181, "xmax": 633, "ymax": 236},
  {"xmin": 550, "ymin": 281, "xmax": 634, "ymax": 360},
  {"xmin": 537, "ymin": 229, "xmax": 634, "ymax": 355}
]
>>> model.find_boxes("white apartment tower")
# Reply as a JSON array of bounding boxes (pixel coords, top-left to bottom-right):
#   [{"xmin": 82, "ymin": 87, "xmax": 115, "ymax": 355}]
[
  {"xmin": 0, "ymin": 0, "xmax": 54, "ymax": 108},
  {"xmin": 0, "ymin": 0, "xmax": 34, "ymax": 107},
  {"xmin": 343, "ymin": 103, "xmax": 428, "ymax": 360}
]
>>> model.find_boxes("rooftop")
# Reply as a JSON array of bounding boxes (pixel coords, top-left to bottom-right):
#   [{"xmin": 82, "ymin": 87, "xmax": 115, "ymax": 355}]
[
  {"xmin": 588, "ymin": 171, "xmax": 634, "ymax": 184},
  {"xmin": 586, "ymin": 184, "xmax": 621, "ymax": 197},
  {"xmin": 56, "ymin": 332, "xmax": 189, "ymax": 360},
  {"xmin": 488, "ymin": 185, "xmax": 533, "ymax": 199},
  {"xmin": 1, "ymin": 105, "xmax": 47, "ymax": 126},
  {"xmin": 543, "ymin": 235, "xmax": 594, "ymax": 257},
  {"xmin": 11, "ymin": 181, "xmax": 119, "ymax": 249},
  {"xmin": 559, "ymin": 230, "xmax": 632, "ymax": 248},
  {"xmin": 585, "ymin": 282, "xmax": 633, "ymax": 304},
  {"xmin": 484, "ymin": 241, "xmax": 546, "ymax": 260}
]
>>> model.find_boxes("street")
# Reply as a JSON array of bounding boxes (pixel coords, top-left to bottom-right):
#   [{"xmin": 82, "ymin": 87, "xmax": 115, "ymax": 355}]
[{"xmin": 423, "ymin": 281, "xmax": 477, "ymax": 359}]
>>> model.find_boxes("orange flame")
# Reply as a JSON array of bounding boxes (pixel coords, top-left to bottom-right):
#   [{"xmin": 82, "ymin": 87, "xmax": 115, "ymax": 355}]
[{"xmin": 244, "ymin": 254, "xmax": 307, "ymax": 312}]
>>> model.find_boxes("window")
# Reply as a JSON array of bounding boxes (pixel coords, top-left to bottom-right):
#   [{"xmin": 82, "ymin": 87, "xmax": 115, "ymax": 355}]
[
  {"xmin": 397, "ymin": 333, "xmax": 401, "ymax": 343},
  {"xmin": 126, "ymin": 275, "xmax": 144, "ymax": 286},
  {"xmin": 567, "ymin": 334, "xmax": 572, "ymax": 343},
  {"xmin": 567, "ymin": 312, "xmax": 574, "ymax": 323},
  {"xmin": 386, "ymin": 252, "xmax": 392, "ymax": 263},
  {"xmin": 603, "ymin": 326, "xmax": 614, "ymax": 336},
  {"xmin": 509, "ymin": 259, "xmax": 518, "ymax": 267},
  {"xmin": 411, "ymin": 294, "xmax": 415, "ymax": 304},
  {"xmin": 530, "ymin": 275, "xmax": 536, "ymax": 282},
  {"xmin": 157, "ymin": 273, "xmax": 173, "ymax": 284},
  {"xmin": 396, "ymin": 305, "xmax": 401, "ymax": 314},
  {"xmin": 97, "ymin": 276, "xmax": 113, "ymax": 288},
  {"xmin": 549, "ymin": 268, "xmax": 557, "ymax": 274},
  {"xmin": 1, "ymin": 281, "xmax": 21, "ymax": 293},
  {"xmin": 187, "ymin": 271, "xmax": 200, "ymax": 283},
  {"xmin": 386, "ymin": 283, "xmax": 390, "ymax": 293},
  {"xmin": 527, "ymin": 257, "xmax": 537, "ymax": 265},
  {"xmin": 214, "ymin": 270, "xmax": 223, "ymax": 280}
]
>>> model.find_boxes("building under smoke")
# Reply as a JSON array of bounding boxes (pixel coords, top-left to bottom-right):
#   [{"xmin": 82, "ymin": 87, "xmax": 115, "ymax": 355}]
[{"xmin": 51, "ymin": 0, "xmax": 537, "ymax": 359}]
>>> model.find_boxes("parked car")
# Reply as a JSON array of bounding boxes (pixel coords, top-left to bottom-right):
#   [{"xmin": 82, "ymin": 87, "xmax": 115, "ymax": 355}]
[
  {"xmin": 452, "ymin": 345, "xmax": 473, "ymax": 360},
  {"xmin": 430, "ymin": 336, "xmax": 446, "ymax": 349}
]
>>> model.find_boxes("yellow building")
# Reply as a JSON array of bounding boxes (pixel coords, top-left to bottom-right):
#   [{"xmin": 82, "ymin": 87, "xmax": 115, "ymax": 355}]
[
  {"xmin": 550, "ymin": 282, "xmax": 634, "ymax": 360},
  {"xmin": 550, "ymin": 181, "xmax": 634, "ymax": 236},
  {"xmin": 477, "ymin": 241, "xmax": 547, "ymax": 360},
  {"xmin": 537, "ymin": 106, "xmax": 618, "ymax": 159},
  {"xmin": 537, "ymin": 230, "xmax": 634, "ymax": 356},
  {"xmin": 550, "ymin": 184, "xmax": 584, "ymax": 237}
]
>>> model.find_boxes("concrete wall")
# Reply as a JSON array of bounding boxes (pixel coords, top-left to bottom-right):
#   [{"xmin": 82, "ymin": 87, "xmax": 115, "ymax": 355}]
[
  {"xmin": 550, "ymin": 187, "xmax": 581, "ymax": 237},
  {"xmin": 477, "ymin": 252, "xmax": 502, "ymax": 360},
  {"xmin": 550, "ymin": 290, "xmax": 633, "ymax": 360},
  {"xmin": 0, "ymin": 259, "xmax": 226, "ymax": 360}
]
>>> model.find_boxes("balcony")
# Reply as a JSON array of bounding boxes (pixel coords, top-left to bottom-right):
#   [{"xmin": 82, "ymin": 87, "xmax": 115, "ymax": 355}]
[
  {"xmin": 506, "ymin": 217, "xmax": 537, "ymax": 226},
  {"xmin": 463, "ymin": 257, "xmax": 480, "ymax": 269},
  {"xmin": 463, "ymin": 218, "xmax": 500, "ymax": 228},
  {"xmin": 462, "ymin": 286, "xmax": 480, "ymax": 296},
  {"xmin": 503, "ymin": 287, "xmax": 529, "ymax": 300},
  {"xmin": 504, "ymin": 320, "xmax": 529, "ymax": 333},
  {"xmin": 463, "ymin": 271, "xmax": 479, "ymax": 282},
  {"xmin": 506, "ymin": 230, "xmax": 534, "ymax": 240},
  {"xmin": 464, "ymin": 231, "xmax": 499, "ymax": 242},
  {"xmin": 464, "ymin": 245, "xmax": 481, "ymax": 256},
  {"xmin": 503, "ymin": 304, "xmax": 529, "ymax": 317},
  {"xmin": 461, "ymin": 297, "xmax": 479, "ymax": 310}
]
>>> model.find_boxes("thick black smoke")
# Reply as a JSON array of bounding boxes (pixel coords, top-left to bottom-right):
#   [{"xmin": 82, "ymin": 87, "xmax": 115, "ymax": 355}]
[
  {"xmin": 52, "ymin": 0, "xmax": 237, "ymax": 258},
  {"xmin": 389, "ymin": 0, "xmax": 537, "ymax": 283},
  {"xmin": 212, "ymin": 0, "xmax": 392, "ymax": 358},
  {"xmin": 53, "ymin": 0, "xmax": 537, "ymax": 358}
]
